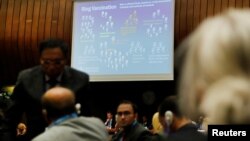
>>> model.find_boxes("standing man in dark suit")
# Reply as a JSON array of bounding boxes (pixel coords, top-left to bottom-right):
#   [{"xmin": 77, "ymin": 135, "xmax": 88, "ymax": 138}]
[
  {"xmin": 6, "ymin": 39, "xmax": 91, "ymax": 141},
  {"xmin": 112, "ymin": 100, "xmax": 153, "ymax": 141}
]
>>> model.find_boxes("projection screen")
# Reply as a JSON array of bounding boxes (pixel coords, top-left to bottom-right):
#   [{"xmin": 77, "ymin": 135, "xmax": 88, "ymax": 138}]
[{"xmin": 71, "ymin": 0, "xmax": 175, "ymax": 81}]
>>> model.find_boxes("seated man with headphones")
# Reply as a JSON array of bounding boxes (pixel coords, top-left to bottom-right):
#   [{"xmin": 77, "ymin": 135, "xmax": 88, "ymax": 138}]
[{"xmin": 156, "ymin": 96, "xmax": 207, "ymax": 141}]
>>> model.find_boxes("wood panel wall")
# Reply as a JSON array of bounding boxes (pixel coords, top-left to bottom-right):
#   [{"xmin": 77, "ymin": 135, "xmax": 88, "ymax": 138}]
[
  {"xmin": 0, "ymin": 0, "xmax": 250, "ymax": 86},
  {"xmin": 0, "ymin": 0, "xmax": 73, "ymax": 86}
]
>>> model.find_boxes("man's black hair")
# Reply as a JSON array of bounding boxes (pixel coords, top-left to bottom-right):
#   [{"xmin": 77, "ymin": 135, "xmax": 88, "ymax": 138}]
[
  {"xmin": 39, "ymin": 39, "xmax": 68, "ymax": 57},
  {"xmin": 118, "ymin": 100, "xmax": 138, "ymax": 114},
  {"xmin": 158, "ymin": 96, "xmax": 182, "ymax": 117}
]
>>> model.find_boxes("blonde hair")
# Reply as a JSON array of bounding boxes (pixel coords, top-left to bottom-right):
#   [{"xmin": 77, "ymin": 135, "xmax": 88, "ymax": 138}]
[
  {"xmin": 151, "ymin": 112, "xmax": 163, "ymax": 134},
  {"xmin": 176, "ymin": 8, "xmax": 250, "ymax": 120},
  {"xmin": 201, "ymin": 77, "xmax": 250, "ymax": 124}
]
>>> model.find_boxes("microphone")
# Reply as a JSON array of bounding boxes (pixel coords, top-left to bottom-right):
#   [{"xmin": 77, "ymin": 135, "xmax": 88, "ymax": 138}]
[{"xmin": 75, "ymin": 103, "xmax": 81, "ymax": 115}]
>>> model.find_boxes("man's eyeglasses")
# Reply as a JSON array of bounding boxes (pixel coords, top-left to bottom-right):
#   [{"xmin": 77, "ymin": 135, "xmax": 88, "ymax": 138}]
[
  {"xmin": 41, "ymin": 59, "xmax": 65, "ymax": 65},
  {"xmin": 117, "ymin": 111, "xmax": 132, "ymax": 117}
]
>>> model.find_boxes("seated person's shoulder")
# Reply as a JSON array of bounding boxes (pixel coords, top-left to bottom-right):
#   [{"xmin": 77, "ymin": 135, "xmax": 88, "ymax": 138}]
[
  {"xmin": 151, "ymin": 133, "xmax": 168, "ymax": 141},
  {"xmin": 136, "ymin": 124, "xmax": 154, "ymax": 140},
  {"xmin": 79, "ymin": 116, "xmax": 104, "ymax": 125}
]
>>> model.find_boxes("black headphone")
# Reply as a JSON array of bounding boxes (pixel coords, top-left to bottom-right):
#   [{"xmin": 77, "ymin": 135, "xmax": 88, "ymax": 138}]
[{"xmin": 165, "ymin": 110, "xmax": 173, "ymax": 126}]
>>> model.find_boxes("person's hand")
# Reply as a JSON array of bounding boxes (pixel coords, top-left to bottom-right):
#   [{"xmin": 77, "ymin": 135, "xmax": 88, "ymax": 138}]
[{"xmin": 17, "ymin": 123, "xmax": 27, "ymax": 136}]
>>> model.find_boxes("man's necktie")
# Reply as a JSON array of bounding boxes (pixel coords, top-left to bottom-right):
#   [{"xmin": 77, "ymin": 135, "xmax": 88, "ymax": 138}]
[{"xmin": 122, "ymin": 132, "xmax": 126, "ymax": 141}]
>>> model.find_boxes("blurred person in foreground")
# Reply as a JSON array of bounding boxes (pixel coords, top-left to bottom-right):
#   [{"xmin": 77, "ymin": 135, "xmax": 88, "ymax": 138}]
[
  {"xmin": 32, "ymin": 86, "xmax": 109, "ymax": 141},
  {"xmin": 111, "ymin": 100, "xmax": 153, "ymax": 141},
  {"xmin": 153, "ymin": 96, "xmax": 206, "ymax": 141},
  {"xmin": 175, "ymin": 8, "xmax": 250, "ymax": 124},
  {"xmin": 6, "ymin": 39, "xmax": 91, "ymax": 140}
]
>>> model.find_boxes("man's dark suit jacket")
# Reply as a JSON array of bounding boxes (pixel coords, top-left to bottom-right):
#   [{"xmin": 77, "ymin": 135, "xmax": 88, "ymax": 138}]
[
  {"xmin": 112, "ymin": 121, "xmax": 153, "ymax": 141},
  {"xmin": 105, "ymin": 118, "xmax": 116, "ymax": 129},
  {"xmin": 6, "ymin": 65, "xmax": 90, "ymax": 141},
  {"xmin": 105, "ymin": 118, "xmax": 116, "ymax": 135}
]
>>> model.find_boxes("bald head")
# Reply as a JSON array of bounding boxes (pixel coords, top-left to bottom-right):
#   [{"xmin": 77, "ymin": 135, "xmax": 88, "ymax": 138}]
[{"xmin": 42, "ymin": 87, "xmax": 76, "ymax": 118}]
